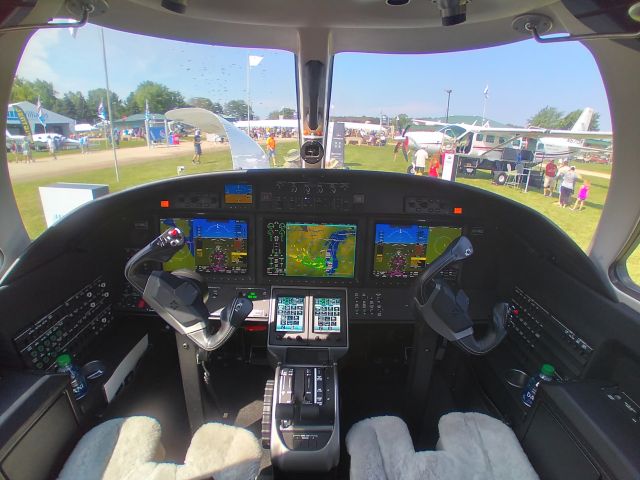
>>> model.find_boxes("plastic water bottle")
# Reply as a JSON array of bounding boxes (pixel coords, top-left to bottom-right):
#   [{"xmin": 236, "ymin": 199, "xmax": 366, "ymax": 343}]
[
  {"xmin": 56, "ymin": 353, "xmax": 88, "ymax": 400},
  {"xmin": 522, "ymin": 363, "xmax": 555, "ymax": 408}
]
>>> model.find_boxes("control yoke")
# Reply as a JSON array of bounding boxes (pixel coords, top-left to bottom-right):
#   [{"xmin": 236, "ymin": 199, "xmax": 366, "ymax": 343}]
[
  {"xmin": 413, "ymin": 235, "xmax": 508, "ymax": 355},
  {"xmin": 124, "ymin": 227, "xmax": 252, "ymax": 351}
]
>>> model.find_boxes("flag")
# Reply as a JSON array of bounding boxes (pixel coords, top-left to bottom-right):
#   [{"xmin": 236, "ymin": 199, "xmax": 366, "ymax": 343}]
[
  {"xmin": 483, "ymin": 85, "xmax": 489, "ymax": 99},
  {"xmin": 36, "ymin": 96, "xmax": 46, "ymax": 127},
  {"xmin": 248, "ymin": 55, "xmax": 263, "ymax": 67},
  {"xmin": 98, "ymin": 99, "xmax": 106, "ymax": 120}
]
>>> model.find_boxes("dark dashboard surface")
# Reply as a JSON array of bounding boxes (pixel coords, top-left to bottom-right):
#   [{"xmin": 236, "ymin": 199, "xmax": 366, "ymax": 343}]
[{"xmin": 0, "ymin": 169, "xmax": 620, "ymax": 377}]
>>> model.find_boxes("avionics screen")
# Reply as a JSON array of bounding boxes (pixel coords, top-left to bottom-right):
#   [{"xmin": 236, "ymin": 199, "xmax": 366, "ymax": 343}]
[
  {"xmin": 275, "ymin": 296, "xmax": 305, "ymax": 332},
  {"xmin": 313, "ymin": 297, "xmax": 341, "ymax": 333},
  {"xmin": 372, "ymin": 224, "xmax": 462, "ymax": 278},
  {"xmin": 160, "ymin": 218, "xmax": 248, "ymax": 274},
  {"xmin": 265, "ymin": 221, "xmax": 357, "ymax": 278},
  {"xmin": 224, "ymin": 184, "xmax": 253, "ymax": 204}
]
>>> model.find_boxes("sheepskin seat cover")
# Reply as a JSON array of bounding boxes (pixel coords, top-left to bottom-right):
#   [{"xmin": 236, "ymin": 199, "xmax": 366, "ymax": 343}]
[
  {"xmin": 346, "ymin": 413, "xmax": 539, "ymax": 480},
  {"xmin": 58, "ymin": 416, "xmax": 164, "ymax": 480},
  {"xmin": 58, "ymin": 418, "xmax": 262, "ymax": 480}
]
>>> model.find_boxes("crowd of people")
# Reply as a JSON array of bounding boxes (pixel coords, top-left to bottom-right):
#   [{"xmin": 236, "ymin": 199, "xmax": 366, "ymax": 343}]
[{"xmin": 543, "ymin": 158, "xmax": 590, "ymax": 211}]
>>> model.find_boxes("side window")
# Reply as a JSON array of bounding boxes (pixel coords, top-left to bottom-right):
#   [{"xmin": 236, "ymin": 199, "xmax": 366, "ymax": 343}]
[
  {"xmin": 625, "ymin": 244, "xmax": 640, "ymax": 285},
  {"xmin": 498, "ymin": 137, "xmax": 506, "ymax": 144},
  {"xmin": 486, "ymin": 135, "xmax": 495, "ymax": 144},
  {"xmin": 476, "ymin": 133, "xmax": 484, "ymax": 141}
]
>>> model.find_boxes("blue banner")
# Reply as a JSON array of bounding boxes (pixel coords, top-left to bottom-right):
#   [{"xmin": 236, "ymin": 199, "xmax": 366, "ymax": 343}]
[{"xmin": 149, "ymin": 126, "xmax": 166, "ymax": 142}]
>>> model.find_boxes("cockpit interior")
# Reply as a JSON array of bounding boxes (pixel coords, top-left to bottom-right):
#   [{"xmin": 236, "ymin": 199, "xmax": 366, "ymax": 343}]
[{"xmin": 1, "ymin": 1, "xmax": 640, "ymax": 479}]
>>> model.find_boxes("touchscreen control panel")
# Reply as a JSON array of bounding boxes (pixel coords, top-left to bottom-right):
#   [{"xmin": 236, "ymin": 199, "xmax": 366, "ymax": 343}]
[{"xmin": 269, "ymin": 288, "xmax": 348, "ymax": 348}]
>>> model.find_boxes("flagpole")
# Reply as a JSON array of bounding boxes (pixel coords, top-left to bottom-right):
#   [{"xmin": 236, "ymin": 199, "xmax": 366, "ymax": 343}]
[
  {"xmin": 246, "ymin": 55, "xmax": 251, "ymax": 134},
  {"xmin": 100, "ymin": 27, "xmax": 120, "ymax": 182}
]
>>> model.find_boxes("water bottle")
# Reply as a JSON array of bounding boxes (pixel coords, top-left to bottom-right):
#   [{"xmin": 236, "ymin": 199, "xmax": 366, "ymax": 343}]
[
  {"xmin": 56, "ymin": 353, "xmax": 88, "ymax": 400},
  {"xmin": 522, "ymin": 363, "xmax": 555, "ymax": 408}
]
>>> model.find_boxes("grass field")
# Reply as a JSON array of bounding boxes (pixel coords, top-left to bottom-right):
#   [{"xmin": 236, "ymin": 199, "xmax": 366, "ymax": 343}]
[
  {"xmin": 10, "ymin": 140, "xmax": 639, "ymax": 282},
  {"xmin": 8, "ymin": 138, "xmax": 149, "ymax": 162}
]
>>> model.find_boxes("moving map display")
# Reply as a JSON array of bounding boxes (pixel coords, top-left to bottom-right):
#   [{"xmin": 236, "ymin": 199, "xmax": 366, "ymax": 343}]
[
  {"xmin": 160, "ymin": 218, "xmax": 248, "ymax": 274},
  {"xmin": 373, "ymin": 224, "xmax": 462, "ymax": 278},
  {"xmin": 265, "ymin": 221, "xmax": 357, "ymax": 278}
]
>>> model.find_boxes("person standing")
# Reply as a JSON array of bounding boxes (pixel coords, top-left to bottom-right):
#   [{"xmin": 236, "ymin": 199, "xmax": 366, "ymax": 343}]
[
  {"xmin": 266, "ymin": 132, "xmax": 276, "ymax": 166},
  {"xmin": 543, "ymin": 159, "xmax": 558, "ymax": 197},
  {"xmin": 428, "ymin": 153, "xmax": 441, "ymax": 178},
  {"xmin": 414, "ymin": 147, "xmax": 428, "ymax": 175},
  {"xmin": 192, "ymin": 129, "xmax": 202, "ymax": 164},
  {"xmin": 22, "ymin": 137, "xmax": 33, "ymax": 163},
  {"xmin": 559, "ymin": 166, "xmax": 578, "ymax": 207},
  {"xmin": 48, "ymin": 135, "xmax": 57, "ymax": 160},
  {"xmin": 572, "ymin": 179, "xmax": 591, "ymax": 211}
]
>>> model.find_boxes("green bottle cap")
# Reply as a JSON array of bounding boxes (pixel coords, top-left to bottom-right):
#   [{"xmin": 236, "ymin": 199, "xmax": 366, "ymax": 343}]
[
  {"xmin": 56, "ymin": 353, "xmax": 72, "ymax": 368},
  {"xmin": 541, "ymin": 364, "xmax": 555, "ymax": 377}
]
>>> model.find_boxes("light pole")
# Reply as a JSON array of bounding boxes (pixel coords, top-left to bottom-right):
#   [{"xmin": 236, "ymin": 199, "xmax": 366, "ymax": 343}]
[{"xmin": 445, "ymin": 89, "xmax": 453, "ymax": 123}]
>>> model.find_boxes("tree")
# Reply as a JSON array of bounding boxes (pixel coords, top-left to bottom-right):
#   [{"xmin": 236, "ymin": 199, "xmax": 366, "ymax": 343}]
[
  {"xmin": 188, "ymin": 97, "xmax": 214, "ymax": 110},
  {"xmin": 211, "ymin": 102, "xmax": 224, "ymax": 115},
  {"xmin": 224, "ymin": 99, "xmax": 254, "ymax": 121},
  {"xmin": 130, "ymin": 81, "xmax": 186, "ymax": 115},
  {"xmin": 10, "ymin": 77, "xmax": 59, "ymax": 111},
  {"xmin": 395, "ymin": 113, "xmax": 411, "ymax": 130},
  {"xmin": 87, "ymin": 88, "xmax": 123, "ymax": 121},
  {"xmin": 527, "ymin": 106, "xmax": 563, "ymax": 128},
  {"xmin": 267, "ymin": 107, "xmax": 296, "ymax": 120},
  {"xmin": 123, "ymin": 92, "xmax": 141, "ymax": 116}
]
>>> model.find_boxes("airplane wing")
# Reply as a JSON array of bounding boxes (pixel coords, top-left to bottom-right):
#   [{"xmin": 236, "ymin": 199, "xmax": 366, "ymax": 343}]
[
  {"xmin": 412, "ymin": 119, "xmax": 448, "ymax": 127},
  {"xmin": 166, "ymin": 108, "xmax": 269, "ymax": 170},
  {"xmin": 470, "ymin": 125, "xmax": 613, "ymax": 140}
]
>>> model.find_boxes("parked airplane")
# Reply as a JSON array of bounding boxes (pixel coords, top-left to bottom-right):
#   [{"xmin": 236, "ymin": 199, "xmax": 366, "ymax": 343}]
[
  {"xmin": 406, "ymin": 108, "xmax": 612, "ymax": 160},
  {"xmin": 31, "ymin": 133, "xmax": 80, "ymax": 150}
]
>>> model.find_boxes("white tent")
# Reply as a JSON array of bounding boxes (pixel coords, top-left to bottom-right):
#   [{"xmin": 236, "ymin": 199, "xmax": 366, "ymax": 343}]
[{"xmin": 74, "ymin": 123, "xmax": 94, "ymax": 132}]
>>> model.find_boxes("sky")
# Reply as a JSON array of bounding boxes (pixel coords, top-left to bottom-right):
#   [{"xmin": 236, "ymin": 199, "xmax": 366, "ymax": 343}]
[{"xmin": 16, "ymin": 24, "xmax": 611, "ymax": 130}]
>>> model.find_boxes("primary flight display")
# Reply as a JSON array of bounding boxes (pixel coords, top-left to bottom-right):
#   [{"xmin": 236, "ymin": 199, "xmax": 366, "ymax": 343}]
[
  {"xmin": 160, "ymin": 218, "xmax": 248, "ymax": 274},
  {"xmin": 265, "ymin": 221, "xmax": 357, "ymax": 278},
  {"xmin": 372, "ymin": 224, "xmax": 461, "ymax": 278}
]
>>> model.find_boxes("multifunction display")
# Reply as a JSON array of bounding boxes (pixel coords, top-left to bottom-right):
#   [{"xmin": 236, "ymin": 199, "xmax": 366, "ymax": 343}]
[
  {"xmin": 313, "ymin": 297, "xmax": 341, "ymax": 332},
  {"xmin": 373, "ymin": 224, "xmax": 462, "ymax": 278},
  {"xmin": 160, "ymin": 218, "xmax": 248, "ymax": 274},
  {"xmin": 265, "ymin": 221, "xmax": 357, "ymax": 278},
  {"xmin": 275, "ymin": 296, "xmax": 305, "ymax": 332}
]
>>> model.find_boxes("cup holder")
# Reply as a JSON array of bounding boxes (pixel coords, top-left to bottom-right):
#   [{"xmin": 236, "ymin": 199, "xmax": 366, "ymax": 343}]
[
  {"xmin": 81, "ymin": 360, "xmax": 107, "ymax": 381},
  {"xmin": 504, "ymin": 368, "xmax": 529, "ymax": 389}
]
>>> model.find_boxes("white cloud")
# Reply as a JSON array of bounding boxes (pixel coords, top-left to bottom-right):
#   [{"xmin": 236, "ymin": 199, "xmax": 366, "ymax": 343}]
[{"xmin": 16, "ymin": 29, "xmax": 62, "ymax": 84}]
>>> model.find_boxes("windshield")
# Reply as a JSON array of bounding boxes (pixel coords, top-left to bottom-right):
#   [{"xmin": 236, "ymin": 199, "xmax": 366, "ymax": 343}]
[
  {"xmin": 9, "ymin": 25, "xmax": 297, "ymax": 238},
  {"xmin": 329, "ymin": 41, "xmax": 614, "ymax": 273}
]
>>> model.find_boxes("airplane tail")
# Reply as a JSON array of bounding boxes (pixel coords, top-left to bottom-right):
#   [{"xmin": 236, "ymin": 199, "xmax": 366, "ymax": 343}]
[{"xmin": 571, "ymin": 107, "xmax": 594, "ymax": 131}]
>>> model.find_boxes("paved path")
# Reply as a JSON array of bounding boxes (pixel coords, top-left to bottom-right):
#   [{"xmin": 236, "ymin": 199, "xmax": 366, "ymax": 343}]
[
  {"xmin": 8, "ymin": 141, "xmax": 229, "ymax": 182},
  {"xmin": 576, "ymin": 168, "xmax": 611, "ymax": 179}
]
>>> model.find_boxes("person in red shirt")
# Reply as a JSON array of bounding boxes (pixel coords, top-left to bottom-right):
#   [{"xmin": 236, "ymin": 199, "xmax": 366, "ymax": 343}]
[
  {"xmin": 543, "ymin": 159, "xmax": 558, "ymax": 197},
  {"xmin": 428, "ymin": 154, "xmax": 441, "ymax": 177}
]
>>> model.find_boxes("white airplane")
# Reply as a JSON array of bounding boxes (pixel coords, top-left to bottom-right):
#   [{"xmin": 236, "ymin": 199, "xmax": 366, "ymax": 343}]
[
  {"xmin": 405, "ymin": 108, "xmax": 612, "ymax": 160},
  {"xmin": 31, "ymin": 133, "xmax": 80, "ymax": 150},
  {"xmin": 234, "ymin": 119, "xmax": 387, "ymax": 132},
  {"xmin": 5, "ymin": 130, "xmax": 25, "ymax": 150}
]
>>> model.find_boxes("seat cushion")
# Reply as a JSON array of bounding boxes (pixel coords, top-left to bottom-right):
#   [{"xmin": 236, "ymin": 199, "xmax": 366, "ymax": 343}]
[
  {"xmin": 57, "ymin": 416, "xmax": 164, "ymax": 480},
  {"xmin": 176, "ymin": 422, "xmax": 262, "ymax": 480},
  {"xmin": 437, "ymin": 412, "xmax": 538, "ymax": 480},
  {"xmin": 347, "ymin": 413, "xmax": 538, "ymax": 480},
  {"xmin": 346, "ymin": 416, "xmax": 464, "ymax": 480}
]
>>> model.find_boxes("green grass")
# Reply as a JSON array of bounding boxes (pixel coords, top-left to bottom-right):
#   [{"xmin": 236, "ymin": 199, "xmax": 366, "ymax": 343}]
[{"xmin": 10, "ymin": 140, "xmax": 639, "ymax": 282}]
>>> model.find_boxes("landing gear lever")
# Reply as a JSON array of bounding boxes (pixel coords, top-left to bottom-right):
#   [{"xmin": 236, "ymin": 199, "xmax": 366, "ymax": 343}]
[
  {"xmin": 124, "ymin": 227, "xmax": 253, "ymax": 351},
  {"xmin": 413, "ymin": 235, "xmax": 507, "ymax": 355}
]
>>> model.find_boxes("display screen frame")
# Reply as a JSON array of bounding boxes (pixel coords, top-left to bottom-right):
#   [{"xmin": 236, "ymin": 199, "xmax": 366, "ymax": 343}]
[
  {"xmin": 158, "ymin": 216, "xmax": 251, "ymax": 278},
  {"xmin": 274, "ymin": 295, "xmax": 306, "ymax": 333},
  {"xmin": 262, "ymin": 218, "xmax": 359, "ymax": 281},
  {"xmin": 370, "ymin": 220, "xmax": 464, "ymax": 281}
]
